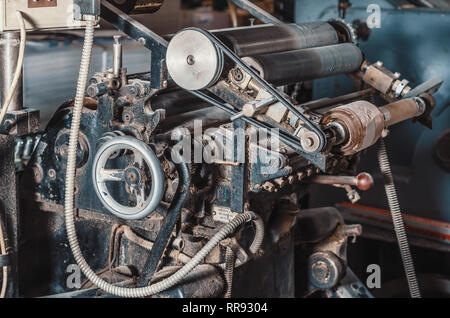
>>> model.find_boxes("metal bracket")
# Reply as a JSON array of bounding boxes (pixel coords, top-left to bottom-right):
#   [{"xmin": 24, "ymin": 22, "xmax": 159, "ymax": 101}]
[
  {"xmin": 73, "ymin": 0, "xmax": 101, "ymax": 20},
  {"xmin": 0, "ymin": 253, "xmax": 12, "ymax": 267},
  {"xmin": 100, "ymin": 0, "xmax": 168, "ymax": 89}
]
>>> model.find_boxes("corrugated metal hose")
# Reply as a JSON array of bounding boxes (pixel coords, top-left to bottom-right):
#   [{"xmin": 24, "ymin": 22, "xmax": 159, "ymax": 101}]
[{"xmin": 377, "ymin": 139, "xmax": 421, "ymax": 298}]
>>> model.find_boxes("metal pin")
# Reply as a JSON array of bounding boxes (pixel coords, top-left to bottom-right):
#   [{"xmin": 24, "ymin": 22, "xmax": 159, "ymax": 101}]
[{"xmin": 113, "ymin": 35, "xmax": 122, "ymax": 77}]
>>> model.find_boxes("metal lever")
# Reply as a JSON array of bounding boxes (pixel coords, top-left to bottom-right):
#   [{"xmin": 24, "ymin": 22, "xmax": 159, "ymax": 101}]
[{"xmin": 309, "ymin": 172, "xmax": 374, "ymax": 191}]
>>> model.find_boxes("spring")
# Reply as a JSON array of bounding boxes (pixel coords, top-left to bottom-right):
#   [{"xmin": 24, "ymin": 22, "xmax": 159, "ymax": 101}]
[
  {"xmin": 377, "ymin": 139, "xmax": 421, "ymax": 298},
  {"xmin": 224, "ymin": 246, "xmax": 235, "ymax": 298}
]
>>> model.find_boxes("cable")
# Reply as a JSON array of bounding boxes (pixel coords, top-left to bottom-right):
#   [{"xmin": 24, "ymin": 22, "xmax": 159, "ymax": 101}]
[
  {"xmin": 0, "ymin": 11, "xmax": 26, "ymax": 130},
  {"xmin": 377, "ymin": 139, "xmax": 421, "ymax": 298}
]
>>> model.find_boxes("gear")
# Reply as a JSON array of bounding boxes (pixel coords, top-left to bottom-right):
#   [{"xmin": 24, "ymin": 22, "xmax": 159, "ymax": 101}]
[{"xmin": 329, "ymin": 18, "xmax": 358, "ymax": 45}]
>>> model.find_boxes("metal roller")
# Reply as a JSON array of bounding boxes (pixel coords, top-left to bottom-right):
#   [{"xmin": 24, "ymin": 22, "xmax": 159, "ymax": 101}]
[
  {"xmin": 215, "ymin": 22, "xmax": 340, "ymax": 57},
  {"xmin": 243, "ymin": 43, "xmax": 363, "ymax": 86},
  {"xmin": 107, "ymin": 0, "xmax": 164, "ymax": 14},
  {"xmin": 166, "ymin": 25, "xmax": 355, "ymax": 90}
]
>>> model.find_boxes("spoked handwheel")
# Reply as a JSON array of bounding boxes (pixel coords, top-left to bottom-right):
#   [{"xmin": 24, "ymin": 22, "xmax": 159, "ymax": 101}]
[{"xmin": 92, "ymin": 136, "xmax": 164, "ymax": 220}]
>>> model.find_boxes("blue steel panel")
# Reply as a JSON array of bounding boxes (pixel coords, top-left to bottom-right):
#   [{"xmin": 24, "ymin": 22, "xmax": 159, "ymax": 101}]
[{"xmin": 294, "ymin": 1, "xmax": 450, "ymax": 222}]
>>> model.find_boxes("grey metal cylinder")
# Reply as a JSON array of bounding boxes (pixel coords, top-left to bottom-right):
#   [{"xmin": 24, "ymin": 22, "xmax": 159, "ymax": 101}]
[
  {"xmin": 215, "ymin": 22, "xmax": 340, "ymax": 57},
  {"xmin": 112, "ymin": 35, "xmax": 122, "ymax": 77},
  {"xmin": 0, "ymin": 32, "xmax": 23, "ymax": 111},
  {"xmin": 243, "ymin": 43, "xmax": 363, "ymax": 86}
]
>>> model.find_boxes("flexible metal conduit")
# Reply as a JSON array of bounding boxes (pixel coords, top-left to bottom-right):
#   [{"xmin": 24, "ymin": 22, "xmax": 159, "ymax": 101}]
[
  {"xmin": 249, "ymin": 212, "xmax": 264, "ymax": 255},
  {"xmin": 377, "ymin": 139, "xmax": 421, "ymax": 298}
]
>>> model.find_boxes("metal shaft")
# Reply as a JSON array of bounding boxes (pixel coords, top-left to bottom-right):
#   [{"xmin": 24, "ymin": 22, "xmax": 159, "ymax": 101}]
[
  {"xmin": 0, "ymin": 32, "xmax": 23, "ymax": 111},
  {"xmin": 112, "ymin": 35, "xmax": 122, "ymax": 77}
]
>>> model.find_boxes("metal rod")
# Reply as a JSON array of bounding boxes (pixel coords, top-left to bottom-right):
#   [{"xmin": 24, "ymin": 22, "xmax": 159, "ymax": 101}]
[
  {"xmin": 229, "ymin": 0, "xmax": 283, "ymax": 25},
  {"xmin": 112, "ymin": 35, "xmax": 122, "ymax": 77},
  {"xmin": 0, "ymin": 32, "xmax": 23, "ymax": 111},
  {"xmin": 301, "ymin": 88, "xmax": 375, "ymax": 111}
]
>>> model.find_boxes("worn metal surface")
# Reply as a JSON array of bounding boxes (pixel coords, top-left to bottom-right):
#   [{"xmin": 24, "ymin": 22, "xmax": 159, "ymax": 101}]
[
  {"xmin": 138, "ymin": 151, "xmax": 190, "ymax": 285},
  {"xmin": 0, "ymin": 135, "xmax": 18, "ymax": 297},
  {"xmin": 0, "ymin": 32, "xmax": 23, "ymax": 111},
  {"xmin": 243, "ymin": 43, "xmax": 363, "ymax": 86},
  {"xmin": 215, "ymin": 22, "xmax": 339, "ymax": 57},
  {"xmin": 100, "ymin": 1, "xmax": 168, "ymax": 89},
  {"xmin": 107, "ymin": 0, "xmax": 165, "ymax": 14}
]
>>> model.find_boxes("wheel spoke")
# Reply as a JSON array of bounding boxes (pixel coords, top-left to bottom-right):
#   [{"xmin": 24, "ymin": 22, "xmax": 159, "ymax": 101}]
[
  {"xmin": 98, "ymin": 169, "xmax": 125, "ymax": 182},
  {"xmin": 135, "ymin": 184, "xmax": 146, "ymax": 206},
  {"xmin": 134, "ymin": 152, "xmax": 144, "ymax": 167}
]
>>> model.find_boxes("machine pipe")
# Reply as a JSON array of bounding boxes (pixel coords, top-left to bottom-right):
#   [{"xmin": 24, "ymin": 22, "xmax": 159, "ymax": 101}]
[{"xmin": 0, "ymin": 32, "xmax": 23, "ymax": 111}]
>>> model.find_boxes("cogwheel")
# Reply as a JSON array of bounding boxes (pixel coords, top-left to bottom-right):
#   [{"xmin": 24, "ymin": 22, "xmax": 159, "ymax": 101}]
[{"xmin": 329, "ymin": 18, "xmax": 358, "ymax": 45}]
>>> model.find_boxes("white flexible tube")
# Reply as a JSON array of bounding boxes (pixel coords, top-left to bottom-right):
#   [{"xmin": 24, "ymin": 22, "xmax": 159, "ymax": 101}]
[
  {"xmin": 0, "ymin": 11, "xmax": 26, "ymax": 129},
  {"xmin": 64, "ymin": 16, "xmax": 253, "ymax": 298}
]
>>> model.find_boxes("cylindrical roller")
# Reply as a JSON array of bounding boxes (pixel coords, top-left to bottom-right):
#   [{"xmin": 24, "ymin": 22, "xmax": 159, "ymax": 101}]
[
  {"xmin": 243, "ymin": 43, "xmax": 363, "ymax": 86},
  {"xmin": 215, "ymin": 22, "xmax": 340, "ymax": 57},
  {"xmin": 167, "ymin": 22, "xmax": 345, "ymax": 90},
  {"xmin": 322, "ymin": 100, "xmax": 385, "ymax": 155}
]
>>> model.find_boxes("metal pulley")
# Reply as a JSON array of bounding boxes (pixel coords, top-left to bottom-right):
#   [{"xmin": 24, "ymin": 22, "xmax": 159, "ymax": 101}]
[
  {"xmin": 107, "ymin": 0, "xmax": 164, "ymax": 14},
  {"xmin": 166, "ymin": 29, "xmax": 224, "ymax": 91},
  {"xmin": 92, "ymin": 136, "xmax": 164, "ymax": 220}
]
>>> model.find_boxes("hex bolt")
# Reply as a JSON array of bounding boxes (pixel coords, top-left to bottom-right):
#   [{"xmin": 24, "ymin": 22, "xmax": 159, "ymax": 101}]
[{"xmin": 311, "ymin": 261, "xmax": 331, "ymax": 284}]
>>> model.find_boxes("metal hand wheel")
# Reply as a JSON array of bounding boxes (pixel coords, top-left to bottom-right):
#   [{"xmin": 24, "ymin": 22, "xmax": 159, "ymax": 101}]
[{"xmin": 92, "ymin": 136, "xmax": 164, "ymax": 220}]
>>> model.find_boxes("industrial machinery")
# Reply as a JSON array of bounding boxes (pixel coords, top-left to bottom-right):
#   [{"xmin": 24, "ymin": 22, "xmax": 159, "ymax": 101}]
[{"xmin": 0, "ymin": 0, "xmax": 447, "ymax": 298}]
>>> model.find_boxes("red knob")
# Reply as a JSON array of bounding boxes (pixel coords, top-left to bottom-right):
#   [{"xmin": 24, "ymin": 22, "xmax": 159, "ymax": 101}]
[{"xmin": 356, "ymin": 172, "xmax": 374, "ymax": 191}]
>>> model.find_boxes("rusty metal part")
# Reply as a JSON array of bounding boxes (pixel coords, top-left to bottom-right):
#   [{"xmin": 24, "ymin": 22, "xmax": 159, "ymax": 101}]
[
  {"xmin": 322, "ymin": 100, "xmax": 385, "ymax": 155},
  {"xmin": 28, "ymin": 0, "xmax": 57, "ymax": 8},
  {"xmin": 309, "ymin": 172, "xmax": 374, "ymax": 191},
  {"xmin": 361, "ymin": 62, "xmax": 413, "ymax": 99},
  {"xmin": 362, "ymin": 62, "xmax": 397, "ymax": 94},
  {"xmin": 308, "ymin": 251, "xmax": 343, "ymax": 289},
  {"xmin": 380, "ymin": 97, "xmax": 426, "ymax": 126},
  {"xmin": 107, "ymin": 0, "xmax": 164, "ymax": 14}
]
